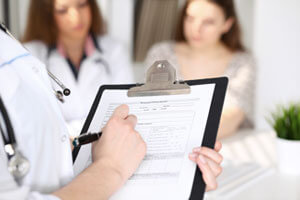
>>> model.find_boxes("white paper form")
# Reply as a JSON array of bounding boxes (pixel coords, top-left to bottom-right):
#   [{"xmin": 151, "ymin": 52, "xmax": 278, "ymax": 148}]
[{"xmin": 73, "ymin": 84, "xmax": 216, "ymax": 200}]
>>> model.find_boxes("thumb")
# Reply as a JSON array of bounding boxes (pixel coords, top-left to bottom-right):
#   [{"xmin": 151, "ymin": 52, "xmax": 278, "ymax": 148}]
[{"xmin": 112, "ymin": 104, "xmax": 129, "ymax": 119}]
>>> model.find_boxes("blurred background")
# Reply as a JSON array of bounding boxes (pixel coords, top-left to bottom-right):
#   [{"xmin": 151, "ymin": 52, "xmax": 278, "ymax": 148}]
[
  {"xmin": 1, "ymin": 0, "xmax": 299, "ymax": 131},
  {"xmin": 1, "ymin": 0, "xmax": 300, "ymax": 199}
]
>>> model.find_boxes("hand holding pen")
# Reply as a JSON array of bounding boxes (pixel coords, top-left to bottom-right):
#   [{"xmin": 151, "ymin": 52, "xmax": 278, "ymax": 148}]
[
  {"xmin": 73, "ymin": 132, "xmax": 102, "ymax": 148},
  {"xmin": 90, "ymin": 105, "xmax": 147, "ymax": 183}
]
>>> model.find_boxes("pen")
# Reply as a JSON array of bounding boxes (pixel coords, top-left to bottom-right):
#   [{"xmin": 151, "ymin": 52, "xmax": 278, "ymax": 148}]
[{"xmin": 72, "ymin": 132, "xmax": 102, "ymax": 148}]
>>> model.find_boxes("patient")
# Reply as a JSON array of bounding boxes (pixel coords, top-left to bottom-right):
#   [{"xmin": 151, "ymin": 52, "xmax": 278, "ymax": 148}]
[{"xmin": 145, "ymin": 0, "xmax": 256, "ymax": 139}]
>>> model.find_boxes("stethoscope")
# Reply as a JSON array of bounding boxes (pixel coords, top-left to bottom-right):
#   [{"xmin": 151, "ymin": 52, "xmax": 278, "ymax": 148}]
[
  {"xmin": 0, "ymin": 22, "xmax": 71, "ymax": 182},
  {"xmin": 0, "ymin": 22, "xmax": 71, "ymax": 103},
  {"xmin": 0, "ymin": 96, "xmax": 30, "ymax": 183}
]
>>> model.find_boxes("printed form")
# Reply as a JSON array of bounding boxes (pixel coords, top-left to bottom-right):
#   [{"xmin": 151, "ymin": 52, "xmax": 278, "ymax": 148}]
[{"xmin": 74, "ymin": 84, "xmax": 216, "ymax": 200}]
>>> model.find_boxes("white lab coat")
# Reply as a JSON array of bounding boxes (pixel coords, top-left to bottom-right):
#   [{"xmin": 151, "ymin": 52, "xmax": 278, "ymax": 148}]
[
  {"xmin": 25, "ymin": 36, "xmax": 135, "ymax": 136},
  {"xmin": 0, "ymin": 30, "xmax": 73, "ymax": 199}
]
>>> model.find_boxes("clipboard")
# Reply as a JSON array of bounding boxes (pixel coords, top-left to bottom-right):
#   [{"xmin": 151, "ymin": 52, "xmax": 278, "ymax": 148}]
[{"xmin": 72, "ymin": 60, "xmax": 228, "ymax": 200}]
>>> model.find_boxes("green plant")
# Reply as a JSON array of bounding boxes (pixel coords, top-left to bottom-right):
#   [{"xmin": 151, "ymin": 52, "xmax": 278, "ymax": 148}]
[{"xmin": 268, "ymin": 103, "xmax": 300, "ymax": 140}]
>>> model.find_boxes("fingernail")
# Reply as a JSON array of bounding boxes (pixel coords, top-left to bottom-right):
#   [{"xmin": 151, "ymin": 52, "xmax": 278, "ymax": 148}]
[
  {"xmin": 193, "ymin": 147, "xmax": 201, "ymax": 153},
  {"xmin": 198, "ymin": 155, "xmax": 207, "ymax": 164}
]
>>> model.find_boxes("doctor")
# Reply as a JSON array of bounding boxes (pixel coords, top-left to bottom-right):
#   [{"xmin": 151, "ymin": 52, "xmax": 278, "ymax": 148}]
[
  {"xmin": 22, "ymin": 0, "xmax": 134, "ymax": 136},
  {"xmin": 0, "ymin": 26, "xmax": 146, "ymax": 199},
  {"xmin": 0, "ymin": 25, "xmax": 223, "ymax": 199}
]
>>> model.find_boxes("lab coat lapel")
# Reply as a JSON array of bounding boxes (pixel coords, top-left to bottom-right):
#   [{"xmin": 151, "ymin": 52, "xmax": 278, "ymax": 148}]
[
  {"xmin": 47, "ymin": 51, "xmax": 78, "ymax": 89},
  {"xmin": 47, "ymin": 51, "xmax": 87, "ymax": 120},
  {"xmin": 77, "ymin": 51, "xmax": 109, "ymax": 90}
]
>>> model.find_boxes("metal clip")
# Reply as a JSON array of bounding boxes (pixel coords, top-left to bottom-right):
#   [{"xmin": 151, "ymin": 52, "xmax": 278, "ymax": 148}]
[{"xmin": 128, "ymin": 60, "xmax": 190, "ymax": 97}]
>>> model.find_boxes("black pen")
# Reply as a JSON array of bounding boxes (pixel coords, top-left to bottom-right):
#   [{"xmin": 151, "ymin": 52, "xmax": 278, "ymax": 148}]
[{"xmin": 72, "ymin": 132, "xmax": 102, "ymax": 148}]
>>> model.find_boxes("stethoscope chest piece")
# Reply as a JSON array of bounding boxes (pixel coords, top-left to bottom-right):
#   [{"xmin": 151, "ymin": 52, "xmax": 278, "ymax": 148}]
[{"xmin": 7, "ymin": 148, "xmax": 30, "ymax": 180}]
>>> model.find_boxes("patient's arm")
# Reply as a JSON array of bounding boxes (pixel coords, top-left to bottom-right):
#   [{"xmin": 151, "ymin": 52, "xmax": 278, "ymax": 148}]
[{"xmin": 217, "ymin": 106, "xmax": 245, "ymax": 139}]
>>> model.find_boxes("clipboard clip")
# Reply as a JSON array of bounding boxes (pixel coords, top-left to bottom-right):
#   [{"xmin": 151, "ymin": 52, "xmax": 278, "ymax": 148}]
[{"xmin": 128, "ymin": 60, "xmax": 190, "ymax": 97}]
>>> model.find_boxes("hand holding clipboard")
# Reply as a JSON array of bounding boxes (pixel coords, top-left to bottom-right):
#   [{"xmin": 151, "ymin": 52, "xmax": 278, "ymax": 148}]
[{"xmin": 73, "ymin": 60, "xmax": 228, "ymax": 200}]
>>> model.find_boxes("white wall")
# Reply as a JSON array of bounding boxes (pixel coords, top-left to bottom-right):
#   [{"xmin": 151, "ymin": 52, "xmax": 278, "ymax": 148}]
[
  {"xmin": 108, "ymin": 0, "xmax": 134, "ymax": 56},
  {"xmin": 253, "ymin": 0, "xmax": 300, "ymax": 129},
  {"xmin": 234, "ymin": 0, "xmax": 254, "ymax": 51}
]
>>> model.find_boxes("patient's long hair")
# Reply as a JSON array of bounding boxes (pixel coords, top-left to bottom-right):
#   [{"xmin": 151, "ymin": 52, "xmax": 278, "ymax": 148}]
[
  {"xmin": 175, "ymin": 0, "xmax": 245, "ymax": 52},
  {"xmin": 22, "ymin": 0, "xmax": 104, "ymax": 46}
]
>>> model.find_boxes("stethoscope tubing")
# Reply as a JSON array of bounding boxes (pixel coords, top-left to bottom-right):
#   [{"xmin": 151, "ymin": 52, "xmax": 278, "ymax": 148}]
[{"xmin": 0, "ymin": 96, "xmax": 16, "ymax": 147}]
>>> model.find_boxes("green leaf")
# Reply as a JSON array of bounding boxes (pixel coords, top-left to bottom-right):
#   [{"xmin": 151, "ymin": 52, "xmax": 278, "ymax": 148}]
[{"xmin": 267, "ymin": 102, "xmax": 300, "ymax": 140}]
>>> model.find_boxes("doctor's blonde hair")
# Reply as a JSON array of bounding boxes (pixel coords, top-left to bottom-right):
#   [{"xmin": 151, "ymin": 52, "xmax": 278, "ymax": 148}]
[{"xmin": 22, "ymin": 0, "xmax": 105, "ymax": 46}]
